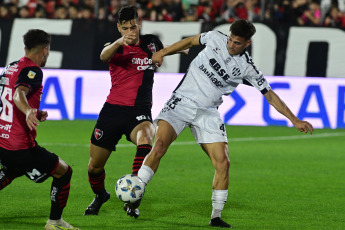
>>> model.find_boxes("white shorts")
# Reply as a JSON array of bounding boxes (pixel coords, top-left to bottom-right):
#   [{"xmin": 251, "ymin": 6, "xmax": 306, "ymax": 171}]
[{"xmin": 154, "ymin": 94, "xmax": 227, "ymax": 144}]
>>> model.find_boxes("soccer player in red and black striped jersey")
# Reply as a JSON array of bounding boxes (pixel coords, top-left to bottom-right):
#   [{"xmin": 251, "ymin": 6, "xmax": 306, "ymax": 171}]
[
  {"xmin": 84, "ymin": 6, "xmax": 187, "ymax": 218},
  {"xmin": 0, "ymin": 30, "xmax": 79, "ymax": 230}
]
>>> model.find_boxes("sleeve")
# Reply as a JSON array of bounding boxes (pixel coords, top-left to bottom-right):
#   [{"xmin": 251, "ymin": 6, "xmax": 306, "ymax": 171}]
[
  {"xmin": 199, "ymin": 31, "xmax": 213, "ymax": 46},
  {"xmin": 243, "ymin": 58, "xmax": 271, "ymax": 95},
  {"xmin": 152, "ymin": 35, "xmax": 164, "ymax": 51},
  {"xmin": 15, "ymin": 66, "xmax": 43, "ymax": 91}
]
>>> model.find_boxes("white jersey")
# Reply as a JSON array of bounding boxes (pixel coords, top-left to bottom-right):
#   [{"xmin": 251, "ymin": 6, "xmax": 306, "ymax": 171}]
[{"xmin": 174, "ymin": 30, "xmax": 271, "ymax": 108}]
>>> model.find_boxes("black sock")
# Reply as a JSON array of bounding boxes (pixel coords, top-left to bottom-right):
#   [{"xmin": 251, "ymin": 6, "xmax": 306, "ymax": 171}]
[
  {"xmin": 49, "ymin": 166, "xmax": 72, "ymax": 220},
  {"xmin": 132, "ymin": 144, "xmax": 151, "ymax": 175}
]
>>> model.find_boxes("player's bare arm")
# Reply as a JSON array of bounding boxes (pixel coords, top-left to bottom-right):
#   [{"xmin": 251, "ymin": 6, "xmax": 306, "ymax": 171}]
[
  {"xmin": 264, "ymin": 89, "xmax": 314, "ymax": 134},
  {"xmin": 100, "ymin": 32, "xmax": 137, "ymax": 63},
  {"xmin": 152, "ymin": 34, "xmax": 201, "ymax": 67},
  {"xmin": 13, "ymin": 85, "xmax": 39, "ymax": 131}
]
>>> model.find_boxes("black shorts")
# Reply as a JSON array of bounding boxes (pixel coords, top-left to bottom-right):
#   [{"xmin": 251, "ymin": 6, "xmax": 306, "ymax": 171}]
[
  {"xmin": 0, "ymin": 143, "xmax": 59, "ymax": 183},
  {"xmin": 90, "ymin": 102, "xmax": 152, "ymax": 151}
]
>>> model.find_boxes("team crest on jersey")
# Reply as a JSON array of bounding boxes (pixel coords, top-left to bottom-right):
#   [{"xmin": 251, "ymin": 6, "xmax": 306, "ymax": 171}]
[
  {"xmin": 94, "ymin": 128, "xmax": 103, "ymax": 140},
  {"xmin": 148, "ymin": 43, "xmax": 156, "ymax": 53},
  {"xmin": 232, "ymin": 67, "xmax": 241, "ymax": 76},
  {"xmin": 27, "ymin": 70, "xmax": 36, "ymax": 79}
]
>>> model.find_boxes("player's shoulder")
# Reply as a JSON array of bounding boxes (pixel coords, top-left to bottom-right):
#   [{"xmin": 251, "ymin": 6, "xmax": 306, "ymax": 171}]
[
  {"xmin": 140, "ymin": 34, "xmax": 161, "ymax": 44},
  {"xmin": 19, "ymin": 65, "xmax": 43, "ymax": 80},
  {"xmin": 201, "ymin": 30, "xmax": 227, "ymax": 44}
]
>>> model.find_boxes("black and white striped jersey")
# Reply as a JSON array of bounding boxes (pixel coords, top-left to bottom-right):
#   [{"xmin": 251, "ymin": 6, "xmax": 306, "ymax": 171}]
[{"xmin": 173, "ymin": 30, "xmax": 271, "ymax": 108}]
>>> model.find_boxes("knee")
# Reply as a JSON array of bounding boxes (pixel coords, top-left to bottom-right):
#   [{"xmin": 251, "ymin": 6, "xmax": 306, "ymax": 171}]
[
  {"xmin": 215, "ymin": 156, "xmax": 230, "ymax": 173},
  {"xmin": 88, "ymin": 163, "xmax": 103, "ymax": 174}
]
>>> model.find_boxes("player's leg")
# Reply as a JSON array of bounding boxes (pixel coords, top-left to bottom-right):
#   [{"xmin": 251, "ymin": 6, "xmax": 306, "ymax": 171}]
[
  {"xmin": 0, "ymin": 149, "xmax": 24, "ymax": 190},
  {"xmin": 129, "ymin": 121, "xmax": 155, "ymax": 175},
  {"xmin": 22, "ymin": 144, "xmax": 79, "ymax": 230},
  {"xmin": 45, "ymin": 158, "xmax": 79, "ymax": 230},
  {"xmin": 140, "ymin": 120, "xmax": 177, "ymax": 177},
  {"xmin": 201, "ymin": 142, "xmax": 232, "ymax": 228},
  {"xmin": 84, "ymin": 144, "xmax": 111, "ymax": 215},
  {"xmin": 124, "ymin": 121, "xmax": 154, "ymax": 218},
  {"xmin": 85, "ymin": 103, "xmax": 123, "ymax": 215}
]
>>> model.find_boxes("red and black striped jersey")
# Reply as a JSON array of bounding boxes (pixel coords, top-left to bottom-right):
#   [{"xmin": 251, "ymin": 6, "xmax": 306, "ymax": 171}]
[
  {"xmin": 106, "ymin": 34, "xmax": 163, "ymax": 108},
  {"xmin": 0, "ymin": 57, "xmax": 43, "ymax": 150}
]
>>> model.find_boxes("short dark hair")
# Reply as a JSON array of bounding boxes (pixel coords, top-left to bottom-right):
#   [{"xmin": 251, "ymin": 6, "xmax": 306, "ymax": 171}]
[
  {"xmin": 23, "ymin": 29, "xmax": 51, "ymax": 50},
  {"xmin": 118, "ymin": 6, "xmax": 138, "ymax": 24},
  {"xmin": 230, "ymin": 19, "xmax": 256, "ymax": 40}
]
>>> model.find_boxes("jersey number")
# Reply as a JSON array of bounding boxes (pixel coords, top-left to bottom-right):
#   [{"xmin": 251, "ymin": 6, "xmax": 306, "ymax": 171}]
[{"xmin": 0, "ymin": 87, "xmax": 13, "ymax": 123}]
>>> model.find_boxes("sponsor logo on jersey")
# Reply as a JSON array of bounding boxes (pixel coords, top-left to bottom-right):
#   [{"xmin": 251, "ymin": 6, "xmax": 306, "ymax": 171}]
[
  {"xmin": 0, "ymin": 133, "xmax": 9, "ymax": 139},
  {"xmin": 132, "ymin": 57, "xmax": 154, "ymax": 71},
  {"xmin": 209, "ymin": 58, "xmax": 230, "ymax": 81},
  {"xmin": 232, "ymin": 67, "xmax": 241, "ymax": 77},
  {"xmin": 0, "ymin": 76, "xmax": 9, "ymax": 86},
  {"xmin": 28, "ymin": 70, "xmax": 36, "ymax": 79},
  {"xmin": 148, "ymin": 43, "xmax": 156, "ymax": 53},
  {"xmin": 199, "ymin": 64, "xmax": 223, "ymax": 87},
  {"xmin": 94, "ymin": 128, "xmax": 103, "ymax": 140},
  {"xmin": 0, "ymin": 124, "xmax": 12, "ymax": 132}
]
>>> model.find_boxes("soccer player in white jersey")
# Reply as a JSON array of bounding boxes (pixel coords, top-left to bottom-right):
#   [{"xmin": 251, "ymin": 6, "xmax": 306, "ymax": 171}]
[{"xmin": 135, "ymin": 19, "xmax": 314, "ymax": 228}]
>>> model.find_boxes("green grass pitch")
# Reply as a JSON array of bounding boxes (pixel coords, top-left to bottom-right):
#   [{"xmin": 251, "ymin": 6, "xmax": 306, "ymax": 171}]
[{"xmin": 1, "ymin": 120, "xmax": 344, "ymax": 230}]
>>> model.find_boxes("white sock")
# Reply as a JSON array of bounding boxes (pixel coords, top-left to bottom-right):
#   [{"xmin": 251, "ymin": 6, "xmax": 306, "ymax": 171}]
[
  {"xmin": 138, "ymin": 165, "xmax": 155, "ymax": 185},
  {"xmin": 211, "ymin": 189, "xmax": 228, "ymax": 219}
]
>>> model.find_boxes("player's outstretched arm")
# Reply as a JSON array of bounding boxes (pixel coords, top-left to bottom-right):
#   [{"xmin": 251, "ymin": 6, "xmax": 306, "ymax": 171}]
[
  {"xmin": 264, "ymin": 89, "xmax": 314, "ymax": 134},
  {"xmin": 13, "ymin": 85, "xmax": 39, "ymax": 131},
  {"xmin": 152, "ymin": 34, "xmax": 201, "ymax": 67},
  {"xmin": 100, "ymin": 32, "xmax": 136, "ymax": 63}
]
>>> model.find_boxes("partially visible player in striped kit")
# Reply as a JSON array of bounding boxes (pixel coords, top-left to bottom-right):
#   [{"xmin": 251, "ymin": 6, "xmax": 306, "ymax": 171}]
[
  {"xmin": 0, "ymin": 29, "xmax": 79, "ymax": 230},
  {"xmin": 137, "ymin": 19, "xmax": 314, "ymax": 228}
]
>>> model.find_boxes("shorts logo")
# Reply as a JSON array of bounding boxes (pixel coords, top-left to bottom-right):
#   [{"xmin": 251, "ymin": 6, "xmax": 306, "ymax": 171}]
[
  {"xmin": 136, "ymin": 115, "xmax": 147, "ymax": 121},
  {"xmin": 26, "ymin": 168, "xmax": 46, "ymax": 182},
  {"xmin": 94, "ymin": 128, "xmax": 103, "ymax": 140}
]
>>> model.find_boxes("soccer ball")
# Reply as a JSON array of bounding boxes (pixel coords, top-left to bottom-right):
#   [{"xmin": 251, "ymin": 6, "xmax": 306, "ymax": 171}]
[{"xmin": 115, "ymin": 174, "xmax": 145, "ymax": 203}]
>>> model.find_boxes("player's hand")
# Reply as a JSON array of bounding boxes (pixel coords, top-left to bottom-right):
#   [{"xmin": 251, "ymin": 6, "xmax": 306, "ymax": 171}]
[
  {"xmin": 37, "ymin": 110, "xmax": 48, "ymax": 122},
  {"xmin": 25, "ymin": 108, "xmax": 39, "ymax": 131},
  {"xmin": 294, "ymin": 120, "xmax": 314, "ymax": 135},
  {"xmin": 152, "ymin": 50, "xmax": 164, "ymax": 67},
  {"xmin": 117, "ymin": 32, "xmax": 136, "ymax": 46}
]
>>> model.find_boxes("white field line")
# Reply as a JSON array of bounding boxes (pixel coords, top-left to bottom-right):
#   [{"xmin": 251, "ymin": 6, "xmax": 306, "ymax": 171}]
[{"xmin": 40, "ymin": 132, "xmax": 345, "ymax": 148}]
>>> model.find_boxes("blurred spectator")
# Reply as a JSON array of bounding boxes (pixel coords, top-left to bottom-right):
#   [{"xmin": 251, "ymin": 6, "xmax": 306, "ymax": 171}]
[
  {"xmin": 7, "ymin": 2, "xmax": 18, "ymax": 17},
  {"xmin": 184, "ymin": 5, "xmax": 197, "ymax": 21},
  {"xmin": 0, "ymin": 4, "xmax": 11, "ymax": 18},
  {"xmin": 68, "ymin": 4, "xmax": 79, "ymax": 18},
  {"xmin": 220, "ymin": 0, "xmax": 248, "ymax": 23},
  {"xmin": 323, "ymin": 5, "xmax": 345, "ymax": 27},
  {"xmin": 55, "ymin": 5, "xmax": 68, "ymax": 19},
  {"xmin": 34, "ymin": 3, "xmax": 46, "ymax": 18},
  {"xmin": 245, "ymin": 0, "xmax": 260, "ymax": 22},
  {"xmin": 80, "ymin": 5, "xmax": 93, "ymax": 19},
  {"xmin": 321, "ymin": 0, "xmax": 345, "ymax": 21},
  {"xmin": 300, "ymin": 0, "xmax": 321, "ymax": 26},
  {"xmin": 197, "ymin": 0, "xmax": 213, "ymax": 22},
  {"xmin": 148, "ymin": 0, "xmax": 164, "ymax": 21},
  {"xmin": 108, "ymin": 0, "xmax": 121, "ymax": 21},
  {"xmin": 18, "ymin": 5, "xmax": 30, "ymax": 17}
]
